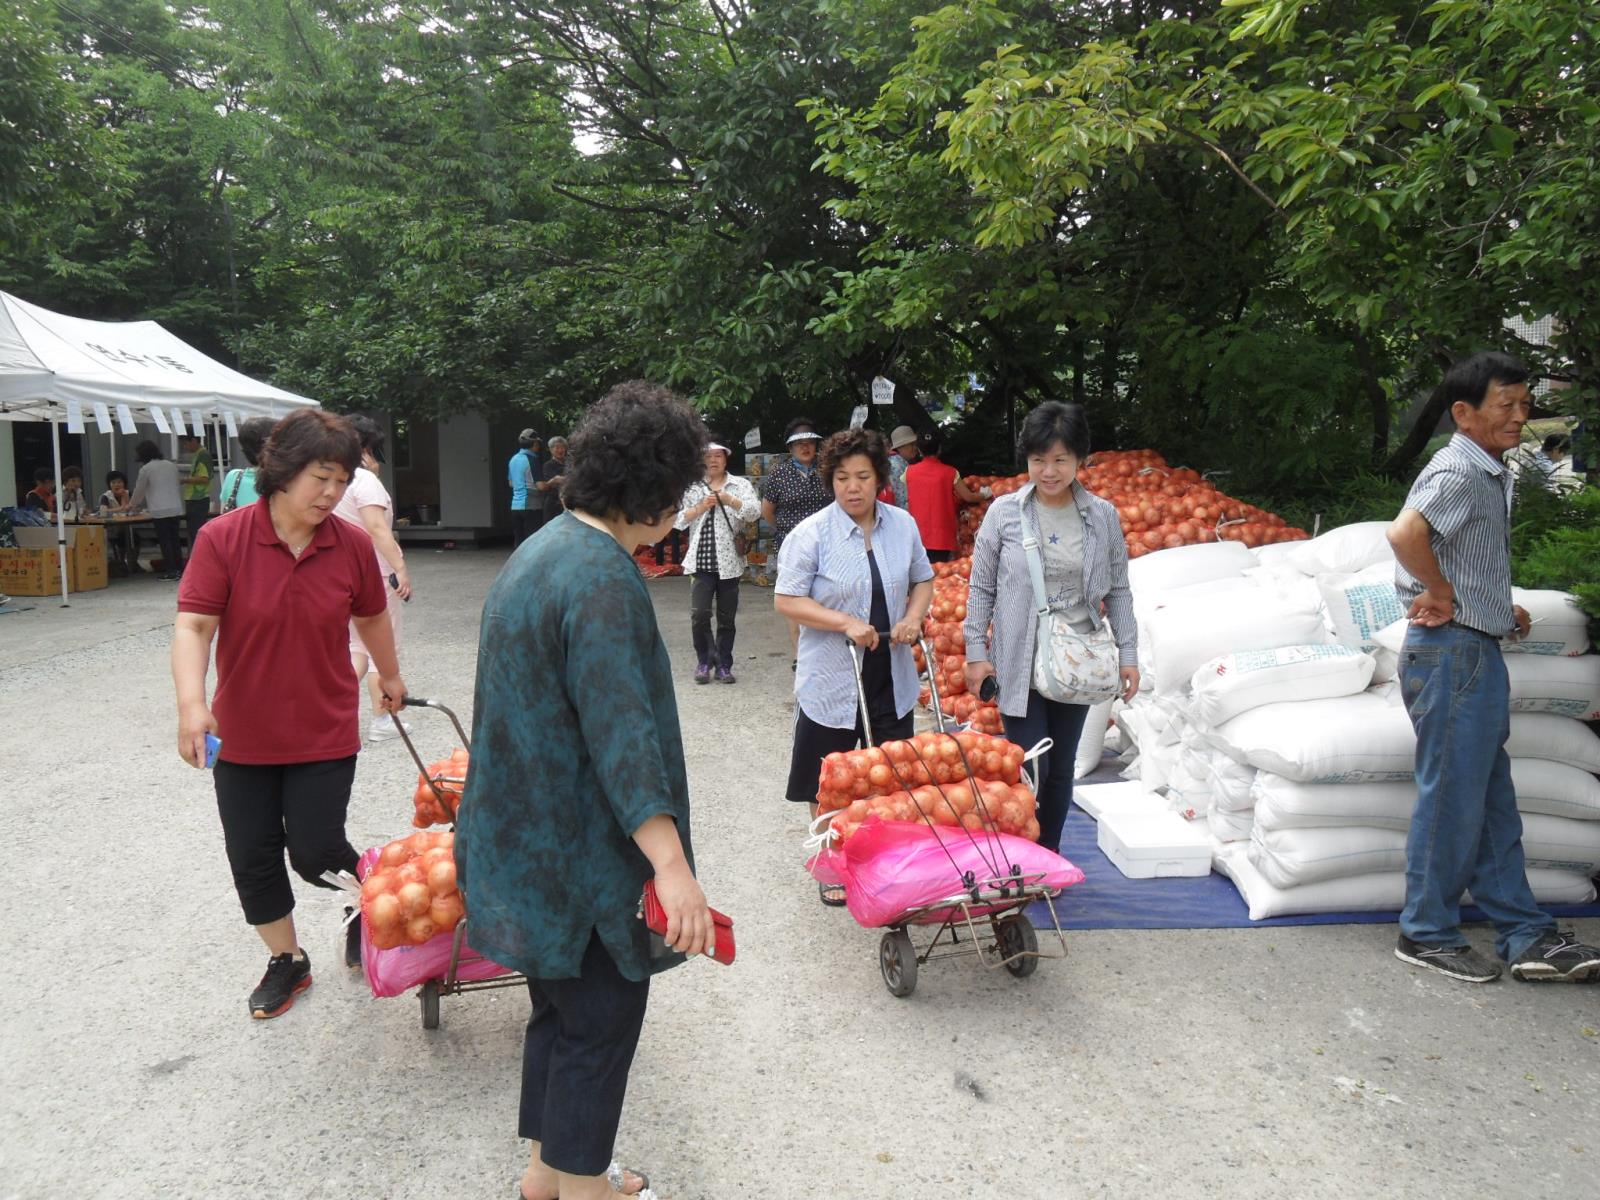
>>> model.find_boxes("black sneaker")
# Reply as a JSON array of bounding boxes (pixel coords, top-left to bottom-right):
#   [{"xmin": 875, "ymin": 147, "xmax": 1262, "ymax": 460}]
[
  {"xmin": 249, "ymin": 951, "xmax": 312, "ymax": 1019},
  {"xmin": 1394, "ymin": 935, "xmax": 1502, "ymax": 983},
  {"xmin": 344, "ymin": 907, "xmax": 362, "ymax": 969},
  {"xmin": 1510, "ymin": 931, "xmax": 1600, "ymax": 983}
]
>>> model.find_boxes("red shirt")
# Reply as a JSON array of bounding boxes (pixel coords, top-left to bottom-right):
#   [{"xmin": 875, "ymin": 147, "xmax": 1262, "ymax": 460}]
[
  {"xmin": 178, "ymin": 502, "xmax": 387, "ymax": 764},
  {"xmin": 905, "ymin": 455, "xmax": 959, "ymax": 552}
]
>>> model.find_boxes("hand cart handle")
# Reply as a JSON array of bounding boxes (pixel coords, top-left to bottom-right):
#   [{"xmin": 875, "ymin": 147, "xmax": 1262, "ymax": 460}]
[{"xmin": 847, "ymin": 632, "xmax": 948, "ymax": 743}]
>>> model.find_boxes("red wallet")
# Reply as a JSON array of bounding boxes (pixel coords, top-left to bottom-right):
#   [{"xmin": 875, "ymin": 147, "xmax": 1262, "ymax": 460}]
[{"xmin": 641, "ymin": 880, "xmax": 736, "ymax": 966}]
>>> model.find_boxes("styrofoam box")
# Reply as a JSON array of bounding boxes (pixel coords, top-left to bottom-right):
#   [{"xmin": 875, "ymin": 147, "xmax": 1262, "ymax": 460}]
[
  {"xmin": 1074, "ymin": 781, "xmax": 1162, "ymax": 822},
  {"xmin": 1098, "ymin": 808, "xmax": 1213, "ymax": 879}
]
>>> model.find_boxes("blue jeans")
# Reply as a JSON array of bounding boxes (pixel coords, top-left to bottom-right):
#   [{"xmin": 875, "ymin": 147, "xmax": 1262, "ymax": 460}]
[
  {"xmin": 1399, "ymin": 624, "xmax": 1554, "ymax": 961},
  {"xmin": 1001, "ymin": 689, "xmax": 1090, "ymax": 852}
]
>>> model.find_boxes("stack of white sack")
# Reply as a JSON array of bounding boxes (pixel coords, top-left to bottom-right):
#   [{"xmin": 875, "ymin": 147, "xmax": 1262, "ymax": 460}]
[
  {"xmin": 1231, "ymin": 585, "xmax": 1600, "ymax": 918},
  {"xmin": 1113, "ymin": 541, "xmax": 1331, "ymax": 823},
  {"xmin": 1105, "ymin": 525, "xmax": 1600, "ymax": 920}
]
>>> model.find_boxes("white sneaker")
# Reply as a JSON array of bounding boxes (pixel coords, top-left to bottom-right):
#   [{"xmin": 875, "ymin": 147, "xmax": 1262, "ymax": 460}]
[{"xmin": 367, "ymin": 714, "xmax": 410, "ymax": 743}]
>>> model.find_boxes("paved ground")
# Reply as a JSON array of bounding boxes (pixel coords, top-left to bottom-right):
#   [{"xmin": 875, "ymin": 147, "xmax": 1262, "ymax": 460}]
[{"xmin": 3, "ymin": 551, "xmax": 1598, "ymax": 1200}]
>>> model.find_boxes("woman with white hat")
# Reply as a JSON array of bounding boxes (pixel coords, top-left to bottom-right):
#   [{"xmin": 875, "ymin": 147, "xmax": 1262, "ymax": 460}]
[
  {"xmin": 674, "ymin": 441, "xmax": 759, "ymax": 683},
  {"xmin": 886, "ymin": 424, "xmax": 921, "ymax": 508}
]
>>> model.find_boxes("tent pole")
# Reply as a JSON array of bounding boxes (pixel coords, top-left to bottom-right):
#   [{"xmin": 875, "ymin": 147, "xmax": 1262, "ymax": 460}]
[{"xmin": 51, "ymin": 418, "xmax": 69, "ymax": 607}]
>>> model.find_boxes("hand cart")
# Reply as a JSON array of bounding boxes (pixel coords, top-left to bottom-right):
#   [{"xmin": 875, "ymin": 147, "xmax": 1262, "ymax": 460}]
[
  {"xmin": 391, "ymin": 696, "xmax": 528, "ymax": 1030},
  {"xmin": 819, "ymin": 634, "xmax": 1072, "ymax": 998}
]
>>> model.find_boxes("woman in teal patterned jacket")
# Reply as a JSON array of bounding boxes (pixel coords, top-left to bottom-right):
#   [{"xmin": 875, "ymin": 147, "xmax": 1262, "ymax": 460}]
[{"xmin": 457, "ymin": 381, "xmax": 714, "ymax": 1200}]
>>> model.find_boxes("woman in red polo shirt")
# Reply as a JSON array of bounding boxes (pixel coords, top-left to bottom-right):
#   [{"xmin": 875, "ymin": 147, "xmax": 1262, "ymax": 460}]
[
  {"xmin": 172, "ymin": 410, "xmax": 407, "ymax": 1020},
  {"xmin": 904, "ymin": 430, "xmax": 982, "ymax": 562}
]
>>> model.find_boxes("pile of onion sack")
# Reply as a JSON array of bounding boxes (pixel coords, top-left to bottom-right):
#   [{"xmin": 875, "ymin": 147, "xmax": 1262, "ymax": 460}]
[
  {"xmin": 925, "ymin": 448, "xmax": 1307, "ymax": 732},
  {"xmin": 816, "ymin": 732, "xmax": 1040, "ymax": 845},
  {"xmin": 413, "ymin": 748, "xmax": 467, "ymax": 827},
  {"xmin": 359, "ymin": 830, "xmax": 465, "ymax": 950}
]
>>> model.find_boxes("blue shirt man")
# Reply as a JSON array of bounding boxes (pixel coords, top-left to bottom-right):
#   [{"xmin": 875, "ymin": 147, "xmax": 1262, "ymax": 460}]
[{"xmin": 509, "ymin": 430, "xmax": 545, "ymax": 547}]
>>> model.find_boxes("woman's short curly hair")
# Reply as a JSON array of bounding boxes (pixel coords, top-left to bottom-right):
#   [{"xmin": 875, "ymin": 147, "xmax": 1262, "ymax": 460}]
[
  {"xmin": 562, "ymin": 381, "xmax": 708, "ymax": 523},
  {"xmin": 818, "ymin": 428, "xmax": 891, "ymax": 489},
  {"xmin": 254, "ymin": 410, "xmax": 362, "ymax": 497}
]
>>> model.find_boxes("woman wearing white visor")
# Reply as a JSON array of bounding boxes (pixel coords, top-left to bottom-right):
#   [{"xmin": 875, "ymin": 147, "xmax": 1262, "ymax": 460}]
[{"xmin": 674, "ymin": 441, "xmax": 759, "ymax": 683}]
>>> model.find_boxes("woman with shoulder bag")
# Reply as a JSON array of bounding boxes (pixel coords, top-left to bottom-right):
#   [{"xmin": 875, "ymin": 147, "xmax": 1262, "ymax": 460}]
[
  {"xmin": 674, "ymin": 442, "xmax": 759, "ymax": 684},
  {"xmin": 962, "ymin": 402, "xmax": 1139, "ymax": 852}
]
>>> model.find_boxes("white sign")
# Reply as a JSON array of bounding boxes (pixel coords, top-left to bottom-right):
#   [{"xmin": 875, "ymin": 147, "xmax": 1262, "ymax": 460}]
[
  {"xmin": 168, "ymin": 408, "xmax": 187, "ymax": 436},
  {"xmin": 92, "ymin": 402, "xmax": 114, "ymax": 435},
  {"xmin": 150, "ymin": 407, "xmax": 171, "ymax": 434},
  {"xmin": 115, "ymin": 404, "xmax": 138, "ymax": 435},
  {"xmin": 190, "ymin": 410, "xmax": 205, "ymax": 435},
  {"xmin": 65, "ymin": 399, "xmax": 86, "ymax": 434},
  {"xmin": 871, "ymin": 375, "xmax": 895, "ymax": 406},
  {"xmin": 223, "ymin": 411, "xmax": 239, "ymax": 439},
  {"xmin": 849, "ymin": 405, "xmax": 868, "ymax": 429},
  {"xmin": 743, "ymin": 425, "xmax": 761, "ymax": 450}
]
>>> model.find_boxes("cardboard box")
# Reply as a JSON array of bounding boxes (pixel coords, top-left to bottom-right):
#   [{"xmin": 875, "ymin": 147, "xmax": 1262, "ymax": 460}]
[
  {"xmin": 9, "ymin": 526, "xmax": 108, "ymax": 593},
  {"xmin": 0, "ymin": 547, "xmax": 62, "ymax": 596}
]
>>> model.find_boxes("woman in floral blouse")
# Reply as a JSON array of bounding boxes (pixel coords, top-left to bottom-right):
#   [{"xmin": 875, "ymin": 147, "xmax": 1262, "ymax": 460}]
[{"xmin": 674, "ymin": 442, "xmax": 759, "ymax": 684}]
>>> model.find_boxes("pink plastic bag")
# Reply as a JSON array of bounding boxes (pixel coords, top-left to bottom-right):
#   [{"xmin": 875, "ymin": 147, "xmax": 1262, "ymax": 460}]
[
  {"xmin": 808, "ymin": 819, "xmax": 1084, "ymax": 928},
  {"xmin": 357, "ymin": 846, "xmax": 514, "ymax": 999}
]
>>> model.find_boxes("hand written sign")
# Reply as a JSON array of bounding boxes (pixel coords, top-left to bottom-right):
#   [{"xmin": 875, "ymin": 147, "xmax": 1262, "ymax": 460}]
[{"xmin": 84, "ymin": 343, "xmax": 195, "ymax": 374}]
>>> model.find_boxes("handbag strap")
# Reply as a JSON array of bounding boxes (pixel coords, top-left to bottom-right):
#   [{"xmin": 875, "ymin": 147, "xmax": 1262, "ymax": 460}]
[
  {"xmin": 223, "ymin": 469, "xmax": 244, "ymax": 511},
  {"xmin": 714, "ymin": 488, "xmax": 737, "ymax": 537},
  {"xmin": 1020, "ymin": 495, "xmax": 1051, "ymax": 620}
]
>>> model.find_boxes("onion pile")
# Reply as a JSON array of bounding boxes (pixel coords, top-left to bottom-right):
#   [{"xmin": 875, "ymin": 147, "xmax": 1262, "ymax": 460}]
[
  {"xmin": 957, "ymin": 449, "xmax": 1308, "ymax": 561},
  {"xmin": 413, "ymin": 747, "xmax": 468, "ymax": 828},
  {"xmin": 360, "ymin": 830, "xmax": 465, "ymax": 950}
]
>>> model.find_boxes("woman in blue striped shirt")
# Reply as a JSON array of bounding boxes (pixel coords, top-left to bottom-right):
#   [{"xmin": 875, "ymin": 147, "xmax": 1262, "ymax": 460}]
[
  {"xmin": 775, "ymin": 428, "xmax": 935, "ymax": 904},
  {"xmin": 964, "ymin": 403, "xmax": 1140, "ymax": 852}
]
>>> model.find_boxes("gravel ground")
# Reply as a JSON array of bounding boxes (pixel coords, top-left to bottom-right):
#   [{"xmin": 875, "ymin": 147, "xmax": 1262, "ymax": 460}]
[{"xmin": 3, "ymin": 551, "xmax": 1598, "ymax": 1199}]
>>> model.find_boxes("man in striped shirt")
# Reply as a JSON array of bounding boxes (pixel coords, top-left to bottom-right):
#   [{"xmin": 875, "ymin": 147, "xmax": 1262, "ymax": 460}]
[{"xmin": 1387, "ymin": 351, "xmax": 1600, "ymax": 985}]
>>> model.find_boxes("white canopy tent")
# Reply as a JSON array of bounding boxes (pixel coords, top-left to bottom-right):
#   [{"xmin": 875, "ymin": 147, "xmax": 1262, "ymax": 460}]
[{"xmin": 0, "ymin": 290, "xmax": 319, "ymax": 605}]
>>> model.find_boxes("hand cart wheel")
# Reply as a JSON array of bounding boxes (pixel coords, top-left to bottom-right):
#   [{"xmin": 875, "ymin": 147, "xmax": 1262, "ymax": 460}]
[
  {"xmin": 879, "ymin": 928, "xmax": 918, "ymax": 997},
  {"xmin": 994, "ymin": 914, "xmax": 1039, "ymax": 978},
  {"xmin": 419, "ymin": 979, "xmax": 442, "ymax": 1030}
]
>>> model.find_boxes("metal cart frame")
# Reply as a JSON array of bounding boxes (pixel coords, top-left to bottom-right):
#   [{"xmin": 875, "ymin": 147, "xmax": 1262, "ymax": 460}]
[
  {"xmin": 393, "ymin": 697, "xmax": 528, "ymax": 1029},
  {"xmin": 838, "ymin": 635, "xmax": 1071, "ymax": 997}
]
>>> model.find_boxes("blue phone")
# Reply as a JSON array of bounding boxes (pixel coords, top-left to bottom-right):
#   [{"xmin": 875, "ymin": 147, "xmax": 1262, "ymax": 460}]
[{"xmin": 204, "ymin": 733, "xmax": 222, "ymax": 769}]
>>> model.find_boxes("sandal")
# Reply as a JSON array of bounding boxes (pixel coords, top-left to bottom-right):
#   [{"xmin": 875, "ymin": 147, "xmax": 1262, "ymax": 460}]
[
  {"xmin": 607, "ymin": 1161, "xmax": 657, "ymax": 1198},
  {"xmin": 818, "ymin": 881, "xmax": 847, "ymax": 907}
]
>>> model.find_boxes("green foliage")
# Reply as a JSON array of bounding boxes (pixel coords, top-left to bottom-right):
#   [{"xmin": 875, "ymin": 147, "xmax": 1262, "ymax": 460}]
[
  {"xmin": 1511, "ymin": 485, "xmax": 1600, "ymax": 622},
  {"xmin": 6, "ymin": 0, "xmax": 1600, "ymax": 486}
]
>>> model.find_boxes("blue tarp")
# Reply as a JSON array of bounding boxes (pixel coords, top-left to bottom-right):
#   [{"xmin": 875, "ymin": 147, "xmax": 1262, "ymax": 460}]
[{"xmin": 1031, "ymin": 806, "xmax": 1600, "ymax": 931}]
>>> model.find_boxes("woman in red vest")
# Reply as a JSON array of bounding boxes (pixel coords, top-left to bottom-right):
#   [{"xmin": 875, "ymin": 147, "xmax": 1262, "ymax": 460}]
[{"xmin": 903, "ymin": 431, "xmax": 982, "ymax": 562}]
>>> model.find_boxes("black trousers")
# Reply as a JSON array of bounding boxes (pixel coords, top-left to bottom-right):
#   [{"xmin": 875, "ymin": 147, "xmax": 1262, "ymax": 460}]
[
  {"xmin": 785, "ymin": 705, "xmax": 916, "ymax": 803},
  {"xmin": 184, "ymin": 498, "xmax": 211, "ymax": 552},
  {"xmin": 926, "ymin": 548, "xmax": 954, "ymax": 563},
  {"xmin": 214, "ymin": 756, "xmax": 360, "ymax": 925},
  {"xmin": 691, "ymin": 572, "xmax": 740, "ymax": 669},
  {"xmin": 1001, "ymin": 691, "xmax": 1090, "ymax": 852},
  {"xmin": 511, "ymin": 508, "xmax": 542, "ymax": 548},
  {"xmin": 520, "ymin": 931, "xmax": 651, "ymax": 1176},
  {"xmin": 152, "ymin": 516, "xmax": 182, "ymax": 574},
  {"xmin": 653, "ymin": 529, "xmax": 683, "ymax": 566}
]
